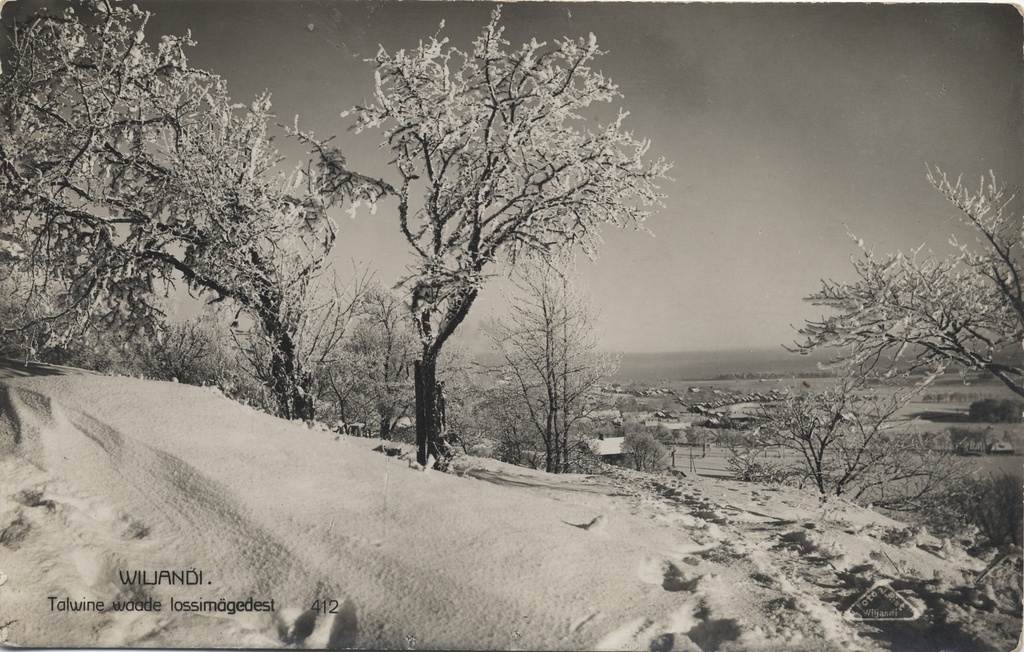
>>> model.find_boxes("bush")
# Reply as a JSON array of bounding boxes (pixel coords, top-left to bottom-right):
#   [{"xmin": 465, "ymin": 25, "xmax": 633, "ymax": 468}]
[
  {"xmin": 726, "ymin": 438, "xmax": 791, "ymax": 484},
  {"xmin": 919, "ymin": 472, "xmax": 1023, "ymax": 548},
  {"xmin": 948, "ymin": 426, "xmax": 988, "ymax": 453},
  {"xmin": 622, "ymin": 430, "xmax": 669, "ymax": 472},
  {"xmin": 567, "ymin": 436, "xmax": 605, "ymax": 474},
  {"xmin": 685, "ymin": 426, "xmax": 717, "ymax": 446},
  {"xmin": 134, "ymin": 317, "xmax": 224, "ymax": 385},
  {"xmin": 130, "ymin": 316, "xmax": 269, "ymax": 409},
  {"xmin": 964, "ymin": 473, "xmax": 1023, "ymax": 548}
]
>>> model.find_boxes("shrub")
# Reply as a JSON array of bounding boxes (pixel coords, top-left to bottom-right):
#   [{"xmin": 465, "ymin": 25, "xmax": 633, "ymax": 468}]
[
  {"xmin": 963, "ymin": 473, "xmax": 1023, "ymax": 548},
  {"xmin": 726, "ymin": 438, "xmax": 792, "ymax": 484},
  {"xmin": 129, "ymin": 316, "xmax": 269, "ymax": 410},
  {"xmin": 948, "ymin": 427, "xmax": 988, "ymax": 453},
  {"xmin": 919, "ymin": 472, "xmax": 1023, "ymax": 548},
  {"xmin": 134, "ymin": 317, "xmax": 224, "ymax": 385}
]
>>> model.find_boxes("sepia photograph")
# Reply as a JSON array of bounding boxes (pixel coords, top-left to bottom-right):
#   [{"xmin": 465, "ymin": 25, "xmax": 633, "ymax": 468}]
[{"xmin": 0, "ymin": 0, "xmax": 1021, "ymax": 649}]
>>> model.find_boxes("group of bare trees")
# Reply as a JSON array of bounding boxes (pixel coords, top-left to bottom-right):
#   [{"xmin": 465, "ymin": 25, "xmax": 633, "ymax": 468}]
[{"xmin": 727, "ymin": 374, "xmax": 963, "ymax": 511}]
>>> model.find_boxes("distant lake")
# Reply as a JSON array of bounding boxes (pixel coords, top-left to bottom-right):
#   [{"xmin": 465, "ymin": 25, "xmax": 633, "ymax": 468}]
[
  {"xmin": 479, "ymin": 345, "xmax": 1016, "ymax": 385},
  {"xmin": 610, "ymin": 347, "xmax": 838, "ymax": 382}
]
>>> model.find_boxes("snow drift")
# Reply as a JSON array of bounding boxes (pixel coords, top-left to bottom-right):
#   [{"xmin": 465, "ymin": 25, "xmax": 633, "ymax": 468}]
[{"xmin": 0, "ymin": 374, "xmax": 1019, "ymax": 650}]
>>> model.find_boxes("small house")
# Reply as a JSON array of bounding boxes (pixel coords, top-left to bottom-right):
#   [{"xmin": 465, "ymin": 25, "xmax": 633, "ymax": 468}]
[
  {"xmin": 988, "ymin": 441, "xmax": 1015, "ymax": 455},
  {"xmin": 590, "ymin": 436, "xmax": 626, "ymax": 465}
]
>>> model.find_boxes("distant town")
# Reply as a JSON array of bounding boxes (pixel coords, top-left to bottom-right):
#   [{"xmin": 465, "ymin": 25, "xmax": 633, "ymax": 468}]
[{"xmin": 592, "ymin": 382, "xmax": 784, "ymax": 430}]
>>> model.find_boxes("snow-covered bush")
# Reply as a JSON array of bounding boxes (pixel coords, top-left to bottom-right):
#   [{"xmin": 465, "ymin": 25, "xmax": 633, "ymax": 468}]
[
  {"xmin": 134, "ymin": 317, "xmax": 227, "ymax": 385},
  {"xmin": 622, "ymin": 429, "xmax": 670, "ymax": 473},
  {"xmin": 726, "ymin": 446, "xmax": 792, "ymax": 485}
]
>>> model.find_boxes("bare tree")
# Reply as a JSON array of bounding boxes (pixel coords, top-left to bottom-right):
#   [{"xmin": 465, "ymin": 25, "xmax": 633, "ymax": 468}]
[
  {"xmin": 746, "ymin": 375, "xmax": 963, "ymax": 510},
  {"xmin": 325, "ymin": 283, "xmax": 417, "ymax": 438},
  {"xmin": 475, "ymin": 382, "xmax": 546, "ymax": 469},
  {"xmin": 489, "ymin": 260, "xmax": 617, "ymax": 473},
  {"xmin": 351, "ymin": 9, "xmax": 670, "ymax": 467},
  {"xmin": 0, "ymin": 1, "xmax": 386, "ymax": 420},
  {"xmin": 796, "ymin": 168, "xmax": 1023, "ymax": 398}
]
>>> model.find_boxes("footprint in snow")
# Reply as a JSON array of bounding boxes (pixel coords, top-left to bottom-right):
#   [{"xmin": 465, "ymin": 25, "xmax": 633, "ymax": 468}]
[
  {"xmin": 277, "ymin": 606, "xmax": 317, "ymax": 645},
  {"xmin": 638, "ymin": 558, "xmax": 700, "ymax": 593},
  {"xmin": 686, "ymin": 617, "xmax": 742, "ymax": 651},
  {"xmin": 12, "ymin": 488, "xmax": 57, "ymax": 511},
  {"xmin": 661, "ymin": 563, "xmax": 700, "ymax": 593},
  {"xmin": 0, "ymin": 514, "xmax": 31, "ymax": 550}
]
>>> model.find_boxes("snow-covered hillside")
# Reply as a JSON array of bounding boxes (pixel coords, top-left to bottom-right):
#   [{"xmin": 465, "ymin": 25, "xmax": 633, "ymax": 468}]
[{"xmin": 0, "ymin": 374, "xmax": 1019, "ymax": 650}]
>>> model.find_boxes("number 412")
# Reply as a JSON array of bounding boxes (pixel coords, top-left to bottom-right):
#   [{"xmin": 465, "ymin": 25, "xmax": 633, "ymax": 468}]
[{"xmin": 311, "ymin": 599, "xmax": 339, "ymax": 614}]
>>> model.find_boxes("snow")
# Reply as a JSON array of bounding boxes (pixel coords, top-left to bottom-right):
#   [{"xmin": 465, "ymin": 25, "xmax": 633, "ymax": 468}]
[{"xmin": 0, "ymin": 373, "xmax": 1020, "ymax": 650}]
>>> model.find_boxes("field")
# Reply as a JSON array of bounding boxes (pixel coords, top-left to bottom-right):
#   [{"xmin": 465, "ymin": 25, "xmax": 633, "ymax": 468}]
[
  {"xmin": 667, "ymin": 445, "xmax": 1024, "ymax": 482},
  {"xmin": 618, "ymin": 369, "xmax": 1022, "ymax": 482}
]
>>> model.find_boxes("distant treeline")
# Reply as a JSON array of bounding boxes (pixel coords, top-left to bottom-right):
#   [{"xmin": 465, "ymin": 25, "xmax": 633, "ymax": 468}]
[
  {"xmin": 709, "ymin": 370, "xmax": 838, "ymax": 380},
  {"xmin": 920, "ymin": 392, "xmax": 996, "ymax": 404},
  {"xmin": 970, "ymin": 399, "xmax": 1024, "ymax": 424}
]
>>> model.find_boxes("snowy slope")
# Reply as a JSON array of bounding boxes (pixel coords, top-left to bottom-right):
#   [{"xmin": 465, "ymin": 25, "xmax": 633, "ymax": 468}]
[{"xmin": 0, "ymin": 374, "xmax": 1019, "ymax": 650}]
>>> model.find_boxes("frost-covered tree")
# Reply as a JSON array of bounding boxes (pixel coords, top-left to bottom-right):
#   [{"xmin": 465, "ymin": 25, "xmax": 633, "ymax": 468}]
[
  {"xmin": 351, "ymin": 9, "xmax": 670, "ymax": 466},
  {"xmin": 622, "ymin": 428, "xmax": 669, "ymax": 473},
  {"xmin": 797, "ymin": 168, "xmax": 1023, "ymax": 398},
  {"xmin": 230, "ymin": 270, "xmax": 370, "ymax": 421},
  {"xmin": 0, "ymin": 1, "xmax": 385, "ymax": 420},
  {"xmin": 489, "ymin": 260, "xmax": 617, "ymax": 473}
]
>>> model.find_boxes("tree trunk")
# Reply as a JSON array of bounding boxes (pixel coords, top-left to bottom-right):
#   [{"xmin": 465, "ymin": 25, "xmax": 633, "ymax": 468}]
[
  {"xmin": 270, "ymin": 345, "xmax": 296, "ymax": 419},
  {"xmin": 265, "ymin": 315, "xmax": 315, "ymax": 423},
  {"xmin": 414, "ymin": 358, "xmax": 447, "ymax": 467},
  {"xmin": 410, "ymin": 287, "xmax": 478, "ymax": 468},
  {"xmin": 565, "ymin": 429, "xmax": 573, "ymax": 470},
  {"xmin": 379, "ymin": 414, "xmax": 393, "ymax": 441},
  {"xmin": 544, "ymin": 410, "xmax": 555, "ymax": 473}
]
